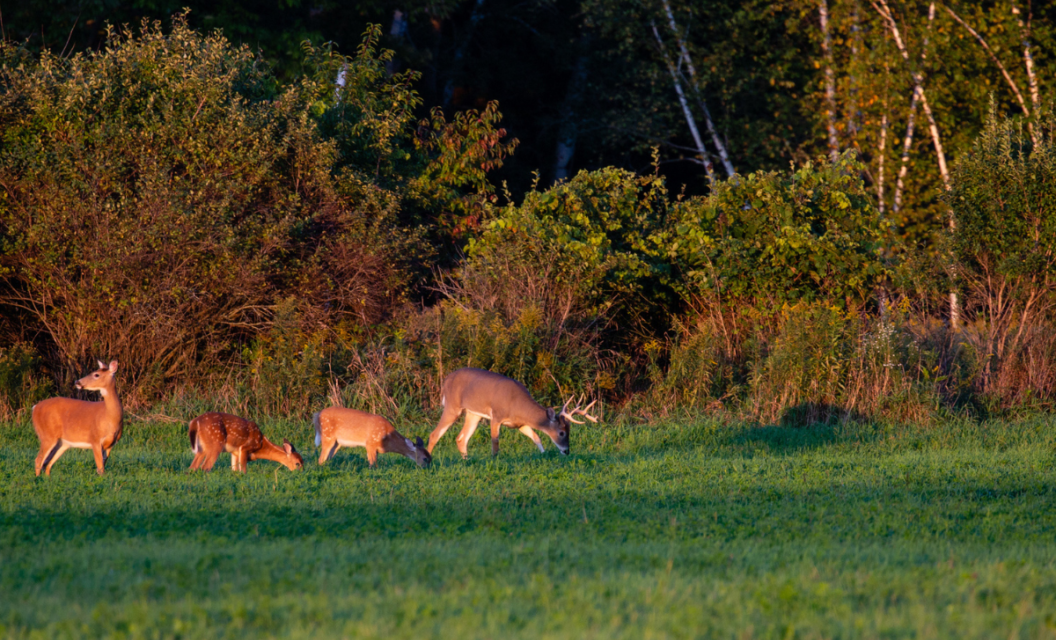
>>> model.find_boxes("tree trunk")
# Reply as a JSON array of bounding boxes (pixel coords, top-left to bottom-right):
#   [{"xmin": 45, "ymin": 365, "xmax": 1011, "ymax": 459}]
[
  {"xmin": 875, "ymin": 0, "xmax": 958, "ymax": 326},
  {"xmin": 943, "ymin": 4, "xmax": 1034, "ymax": 142},
  {"xmin": 660, "ymin": 0, "xmax": 735, "ymax": 178},
  {"xmin": 553, "ymin": 35, "xmax": 591, "ymax": 183},
  {"xmin": 877, "ymin": 111, "xmax": 888, "ymax": 214},
  {"xmin": 651, "ymin": 22, "xmax": 716, "ymax": 185},
  {"xmin": 1011, "ymin": 0, "xmax": 1041, "ymax": 116},
  {"xmin": 819, "ymin": 0, "xmax": 840, "ymax": 162},
  {"xmin": 892, "ymin": 85, "xmax": 918, "ymax": 216}
]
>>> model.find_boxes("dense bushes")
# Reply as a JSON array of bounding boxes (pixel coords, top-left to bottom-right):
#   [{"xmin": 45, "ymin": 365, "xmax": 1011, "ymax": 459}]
[{"xmin": 0, "ymin": 17, "xmax": 512, "ymax": 401}]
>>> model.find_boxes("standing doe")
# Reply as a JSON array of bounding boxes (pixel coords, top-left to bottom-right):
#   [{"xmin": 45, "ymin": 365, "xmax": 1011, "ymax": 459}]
[
  {"xmin": 188, "ymin": 412, "xmax": 303, "ymax": 472},
  {"xmin": 33, "ymin": 360, "xmax": 123, "ymax": 477},
  {"xmin": 426, "ymin": 367, "xmax": 598, "ymax": 458},
  {"xmin": 314, "ymin": 407, "xmax": 431, "ymax": 468}
]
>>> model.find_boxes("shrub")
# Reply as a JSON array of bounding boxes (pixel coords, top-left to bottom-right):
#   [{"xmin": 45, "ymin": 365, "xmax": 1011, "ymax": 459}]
[
  {"xmin": 947, "ymin": 109, "xmax": 1056, "ymax": 408},
  {"xmin": 0, "ymin": 17, "xmax": 413, "ymax": 393},
  {"xmin": 656, "ymin": 151, "xmax": 890, "ymax": 322},
  {"xmin": 0, "ymin": 343, "xmax": 52, "ymax": 419}
]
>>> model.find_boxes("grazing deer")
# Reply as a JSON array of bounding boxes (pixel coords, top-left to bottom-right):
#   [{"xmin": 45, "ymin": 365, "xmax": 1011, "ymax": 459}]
[
  {"xmin": 426, "ymin": 367, "xmax": 598, "ymax": 458},
  {"xmin": 33, "ymin": 360, "xmax": 123, "ymax": 477},
  {"xmin": 188, "ymin": 412, "xmax": 303, "ymax": 472},
  {"xmin": 314, "ymin": 407, "xmax": 431, "ymax": 468}
]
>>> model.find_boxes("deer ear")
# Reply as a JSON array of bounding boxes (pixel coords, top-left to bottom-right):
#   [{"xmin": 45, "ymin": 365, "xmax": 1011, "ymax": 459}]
[
  {"xmin": 283, "ymin": 439, "xmax": 293, "ymax": 454},
  {"xmin": 546, "ymin": 407, "xmax": 556, "ymax": 421},
  {"xmin": 108, "ymin": 360, "xmax": 119, "ymax": 372},
  {"xmin": 98, "ymin": 360, "xmax": 106, "ymax": 370},
  {"xmin": 415, "ymin": 436, "xmax": 425, "ymax": 448}
]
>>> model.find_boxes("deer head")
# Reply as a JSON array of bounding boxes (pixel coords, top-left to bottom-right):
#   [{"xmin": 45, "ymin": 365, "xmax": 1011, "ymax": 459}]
[{"xmin": 281, "ymin": 439, "xmax": 304, "ymax": 470}]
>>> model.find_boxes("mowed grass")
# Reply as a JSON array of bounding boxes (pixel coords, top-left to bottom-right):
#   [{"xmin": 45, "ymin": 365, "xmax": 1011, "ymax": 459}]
[{"xmin": 1, "ymin": 412, "xmax": 1056, "ymax": 639}]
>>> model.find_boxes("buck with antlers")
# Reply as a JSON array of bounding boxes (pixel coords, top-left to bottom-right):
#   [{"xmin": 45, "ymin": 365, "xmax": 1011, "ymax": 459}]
[
  {"xmin": 426, "ymin": 367, "xmax": 598, "ymax": 458},
  {"xmin": 188, "ymin": 412, "xmax": 303, "ymax": 472},
  {"xmin": 314, "ymin": 407, "xmax": 431, "ymax": 468},
  {"xmin": 32, "ymin": 360, "xmax": 123, "ymax": 477}
]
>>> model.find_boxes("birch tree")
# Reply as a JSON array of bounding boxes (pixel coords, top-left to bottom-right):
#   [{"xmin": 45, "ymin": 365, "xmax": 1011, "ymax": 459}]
[
  {"xmin": 650, "ymin": 22, "xmax": 717, "ymax": 185},
  {"xmin": 819, "ymin": 0, "xmax": 840, "ymax": 161},
  {"xmin": 660, "ymin": 0, "xmax": 735, "ymax": 177}
]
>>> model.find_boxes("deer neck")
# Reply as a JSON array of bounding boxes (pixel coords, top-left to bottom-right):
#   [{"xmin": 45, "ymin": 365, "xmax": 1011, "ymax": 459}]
[
  {"xmin": 96, "ymin": 384, "xmax": 123, "ymax": 424},
  {"xmin": 521, "ymin": 401, "xmax": 552, "ymax": 431},
  {"xmin": 250, "ymin": 437, "xmax": 292, "ymax": 466},
  {"xmin": 381, "ymin": 432, "xmax": 418, "ymax": 461}
]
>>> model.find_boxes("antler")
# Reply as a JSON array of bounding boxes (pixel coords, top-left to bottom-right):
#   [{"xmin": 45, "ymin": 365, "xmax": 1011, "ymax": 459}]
[{"xmin": 560, "ymin": 396, "xmax": 599, "ymax": 424}]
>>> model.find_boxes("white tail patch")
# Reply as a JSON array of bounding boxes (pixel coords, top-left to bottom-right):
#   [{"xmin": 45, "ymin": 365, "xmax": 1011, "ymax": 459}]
[
  {"xmin": 441, "ymin": 394, "xmax": 446, "ymax": 407},
  {"xmin": 313, "ymin": 412, "xmax": 322, "ymax": 448}
]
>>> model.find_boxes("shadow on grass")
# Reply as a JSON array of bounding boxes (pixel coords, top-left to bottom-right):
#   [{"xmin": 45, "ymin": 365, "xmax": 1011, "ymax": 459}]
[{"xmin": 731, "ymin": 403, "xmax": 877, "ymax": 454}]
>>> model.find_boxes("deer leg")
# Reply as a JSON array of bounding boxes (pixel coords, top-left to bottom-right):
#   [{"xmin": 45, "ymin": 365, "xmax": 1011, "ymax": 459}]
[
  {"xmin": 318, "ymin": 438, "xmax": 337, "ymax": 466},
  {"xmin": 517, "ymin": 426, "xmax": 546, "ymax": 453},
  {"xmin": 491, "ymin": 421, "xmax": 503, "ymax": 456},
  {"xmin": 44, "ymin": 441, "xmax": 71, "ymax": 476},
  {"xmin": 36, "ymin": 439, "xmax": 61, "ymax": 477},
  {"xmin": 366, "ymin": 445, "xmax": 379, "ymax": 468},
  {"xmin": 202, "ymin": 449, "xmax": 221, "ymax": 472},
  {"xmin": 427, "ymin": 406, "xmax": 463, "ymax": 453},
  {"xmin": 455, "ymin": 414, "xmax": 484, "ymax": 459},
  {"xmin": 92, "ymin": 445, "xmax": 106, "ymax": 475}
]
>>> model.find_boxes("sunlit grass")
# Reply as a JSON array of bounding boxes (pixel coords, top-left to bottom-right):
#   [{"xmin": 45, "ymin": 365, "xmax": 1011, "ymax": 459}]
[{"xmin": 1, "ymin": 414, "xmax": 1055, "ymax": 638}]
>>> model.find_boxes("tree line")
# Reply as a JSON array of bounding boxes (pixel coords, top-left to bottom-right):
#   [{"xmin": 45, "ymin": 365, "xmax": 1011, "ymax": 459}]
[{"xmin": 0, "ymin": 6, "xmax": 1053, "ymax": 424}]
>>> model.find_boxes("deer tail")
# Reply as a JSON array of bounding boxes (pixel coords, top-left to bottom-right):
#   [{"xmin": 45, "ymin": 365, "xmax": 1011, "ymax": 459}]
[
  {"xmin": 313, "ymin": 411, "xmax": 322, "ymax": 448},
  {"xmin": 189, "ymin": 418, "xmax": 199, "ymax": 453}
]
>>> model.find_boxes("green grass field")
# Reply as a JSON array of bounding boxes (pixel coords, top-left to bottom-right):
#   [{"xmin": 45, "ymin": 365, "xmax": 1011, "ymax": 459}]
[{"xmin": 1, "ymin": 413, "xmax": 1055, "ymax": 639}]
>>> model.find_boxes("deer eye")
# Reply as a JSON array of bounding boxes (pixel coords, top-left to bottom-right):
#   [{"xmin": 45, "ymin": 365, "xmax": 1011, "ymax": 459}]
[
  {"xmin": 93, "ymin": 373, "xmax": 100, "ymax": 378},
  {"xmin": 559, "ymin": 431, "xmax": 566, "ymax": 437}
]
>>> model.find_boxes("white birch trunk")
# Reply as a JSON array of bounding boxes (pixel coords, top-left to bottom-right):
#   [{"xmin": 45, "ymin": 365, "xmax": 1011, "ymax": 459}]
[
  {"xmin": 819, "ymin": 0, "xmax": 840, "ymax": 162},
  {"xmin": 651, "ymin": 22, "xmax": 716, "ymax": 185},
  {"xmin": 943, "ymin": 4, "xmax": 1035, "ymax": 143},
  {"xmin": 335, "ymin": 64, "xmax": 347, "ymax": 102},
  {"xmin": 893, "ymin": 87, "xmax": 919, "ymax": 216},
  {"xmin": 878, "ymin": 111, "xmax": 888, "ymax": 214},
  {"xmin": 875, "ymin": 0, "xmax": 958, "ymax": 326},
  {"xmin": 661, "ymin": 0, "xmax": 735, "ymax": 178},
  {"xmin": 1011, "ymin": 0, "xmax": 1041, "ymax": 115}
]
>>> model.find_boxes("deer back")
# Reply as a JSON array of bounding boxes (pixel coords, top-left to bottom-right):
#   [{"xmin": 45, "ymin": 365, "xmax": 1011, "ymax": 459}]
[
  {"xmin": 317, "ymin": 407, "xmax": 396, "ymax": 445},
  {"xmin": 444, "ymin": 368, "xmax": 551, "ymax": 428}
]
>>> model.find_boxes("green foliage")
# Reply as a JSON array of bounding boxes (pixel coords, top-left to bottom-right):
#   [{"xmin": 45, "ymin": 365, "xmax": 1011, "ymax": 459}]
[
  {"xmin": 240, "ymin": 299, "xmax": 329, "ymax": 419},
  {"xmin": 0, "ymin": 17, "xmax": 416, "ymax": 393},
  {"xmin": 947, "ymin": 109, "xmax": 1056, "ymax": 406},
  {"xmin": 658, "ymin": 152, "xmax": 890, "ymax": 313},
  {"xmin": 0, "ymin": 343, "xmax": 52, "ymax": 418},
  {"xmin": 408, "ymin": 102, "xmax": 519, "ymax": 241},
  {"xmin": 3, "ymin": 416, "xmax": 1056, "ymax": 637},
  {"xmin": 949, "ymin": 110, "xmax": 1056, "ymax": 284},
  {"xmin": 469, "ymin": 167, "xmax": 668, "ymax": 311},
  {"xmin": 300, "ymin": 28, "xmax": 421, "ymax": 183}
]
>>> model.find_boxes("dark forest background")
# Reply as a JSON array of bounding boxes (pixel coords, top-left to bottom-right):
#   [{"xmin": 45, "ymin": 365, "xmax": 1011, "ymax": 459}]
[{"xmin": 1, "ymin": 0, "xmax": 1054, "ymax": 426}]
